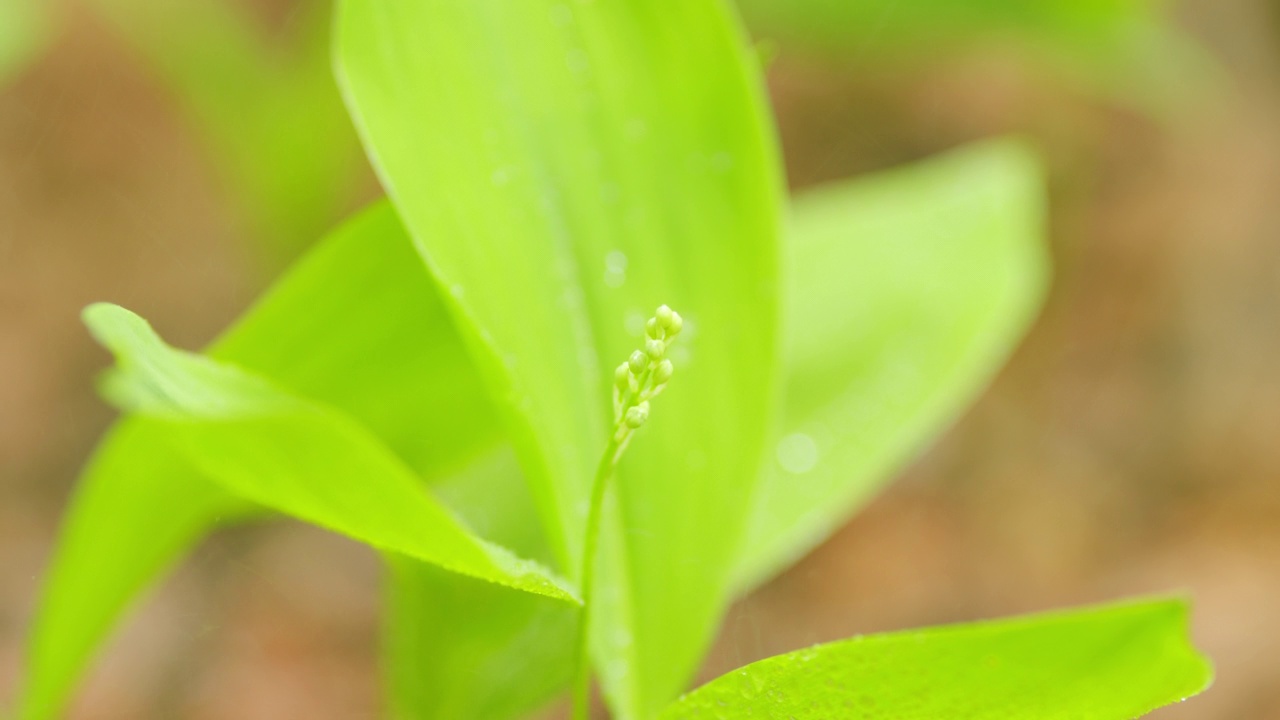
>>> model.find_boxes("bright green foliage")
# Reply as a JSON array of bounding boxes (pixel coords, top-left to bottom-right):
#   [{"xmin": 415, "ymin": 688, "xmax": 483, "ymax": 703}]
[
  {"xmin": 17, "ymin": 0, "xmax": 1216, "ymax": 716},
  {"xmin": 0, "ymin": 0, "xmax": 53, "ymax": 85},
  {"xmin": 387, "ymin": 537, "xmax": 577, "ymax": 720},
  {"xmin": 17, "ymin": 203, "xmax": 515, "ymax": 719},
  {"xmin": 17, "ymin": 420, "xmax": 250, "ymax": 720},
  {"xmin": 337, "ymin": 1, "xmax": 782, "ymax": 717},
  {"xmin": 83, "ymin": 302, "xmax": 576, "ymax": 602},
  {"xmin": 661, "ymin": 598, "xmax": 1213, "ymax": 719},
  {"xmin": 90, "ymin": 0, "xmax": 362, "ymax": 260},
  {"xmin": 378, "ymin": 139, "xmax": 1054, "ymax": 720},
  {"xmin": 386, "ymin": 562, "xmax": 577, "ymax": 720},
  {"xmin": 736, "ymin": 139, "xmax": 1049, "ymax": 590},
  {"xmin": 207, "ymin": 203, "xmax": 501, "ymax": 477},
  {"xmin": 384, "ymin": 448, "xmax": 579, "ymax": 720}
]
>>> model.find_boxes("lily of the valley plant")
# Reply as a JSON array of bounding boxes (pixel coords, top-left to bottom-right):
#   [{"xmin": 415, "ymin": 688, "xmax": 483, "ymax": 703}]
[{"xmin": 14, "ymin": 1, "xmax": 1210, "ymax": 719}]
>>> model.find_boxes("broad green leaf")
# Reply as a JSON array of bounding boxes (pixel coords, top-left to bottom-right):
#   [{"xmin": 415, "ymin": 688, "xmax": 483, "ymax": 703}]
[
  {"xmin": 17, "ymin": 420, "xmax": 251, "ymax": 720},
  {"xmin": 379, "ymin": 137, "xmax": 1053, "ymax": 716},
  {"xmin": 385, "ymin": 562, "xmax": 577, "ymax": 720},
  {"xmin": 736, "ymin": 139, "xmax": 1049, "ymax": 589},
  {"xmin": 209, "ymin": 202, "xmax": 502, "ymax": 477},
  {"xmin": 0, "ymin": 0, "xmax": 53, "ymax": 85},
  {"xmin": 661, "ymin": 597, "xmax": 1212, "ymax": 719},
  {"xmin": 85, "ymin": 302, "xmax": 576, "ymax": 603},
  {"xmin": 338, "ymin": 1, "xmax": 783, "ymax": 717},
  {"xmin": 20, "ymin": 203, "xmax": 512, "ymax": 719},
  {"xmin": 90, "ymin": 0, "xmax": 362, "ymax": 259},
  {"xmin": 385, "ymin": 449, "xmax": 576, "ymax": 720},
  {"xmin": 382, "ymin": 139, "xmax": 1053, "ymax": 716}
]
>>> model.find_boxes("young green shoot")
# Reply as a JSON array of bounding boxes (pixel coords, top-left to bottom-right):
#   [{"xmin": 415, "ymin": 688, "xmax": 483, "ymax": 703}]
[{"xmin": 572, "ymin": 304, "xmax": 683, "ymax": 720}]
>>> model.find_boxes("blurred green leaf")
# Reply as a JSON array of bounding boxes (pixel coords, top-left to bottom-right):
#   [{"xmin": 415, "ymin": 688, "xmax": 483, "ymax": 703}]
[
  {"xmin": 661, "ymin": 597, "xmax": 1212, "ymax": 719},
  {"xmin": 208, "ymin": 202, "xmax": 502, "ymax": 477},
  {"xmin": 19, "ymin": 203, "xmax": 516, "ymax": 719},
  {"xmin": 734, "ymin": 0, "xmax": 1217, "ymax": 115},
  {"xmin": 338, "ymin": 1, "xmax": 783, "ymax": 716},
  {"xmin": 84, "ymin": 302, "xmax": 575, "ymax": 602},
  {"xmin": 89, "ymin": 0, "xmax": 362, "ymax": 260},
  {"xmin": 0, "ymin": 0, "xmax": 53, "ymax": 85},
  {"xmin": 17, "ymin": 420, "xmax": 251, "ymax": 720},
  {"xmin": 736, "ymin": 139, "xmax": 1049, "ymax": 590},
  {"xmin": 384, "ymin": 449, "xmax": 577, "ymax": 720},
  {"xmin": 735, "ymin": 0, "xmax": 1158, "ymax": 52},
  {"xmin": 385, "ymin": 561, "xmax": 578, "ymax": 720}
]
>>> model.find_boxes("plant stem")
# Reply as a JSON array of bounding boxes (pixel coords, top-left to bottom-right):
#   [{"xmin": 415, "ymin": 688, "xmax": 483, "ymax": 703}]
[{"xmin": 571, "ymin": 430, "xmax": 625, "ymax": 720}]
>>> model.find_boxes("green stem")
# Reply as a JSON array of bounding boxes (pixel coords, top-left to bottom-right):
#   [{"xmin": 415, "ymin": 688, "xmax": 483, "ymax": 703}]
[{"xmin": 571, "ymin": 430, "xmax": 625, "ymax": 720}]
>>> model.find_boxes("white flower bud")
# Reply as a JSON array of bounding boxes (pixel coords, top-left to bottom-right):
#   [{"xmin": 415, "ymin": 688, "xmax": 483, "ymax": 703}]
[
  {"xmin": 628, "ymin": 350, "xmax": 648, "ymax": 375},
  {"xmin": 653, "ymin": 359, "xmax": 674, "ymax": 385},
  {"xmin": 655, "ymin": 305, "xmax": 674, "ymax": 326},
  {"xmin": 645, "ymin": 338, "xmax": 665, "ymax": 361},
  {"xmin": 666, "ymin": 311, "xmax": 683, "ymax": 336},
  {"xmin": 646, "ymin": 317, "xmax": 662, "ymax": 340},
  {"xmin": 624, "ymin": 401, "xmax": 650, "ymax": 429}
]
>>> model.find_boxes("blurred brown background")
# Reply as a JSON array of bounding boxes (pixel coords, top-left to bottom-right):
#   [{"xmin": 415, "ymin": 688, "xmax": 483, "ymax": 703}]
[{"xmin": 2, "ymin": 0, "xmax": 1277, "ymax": 717}]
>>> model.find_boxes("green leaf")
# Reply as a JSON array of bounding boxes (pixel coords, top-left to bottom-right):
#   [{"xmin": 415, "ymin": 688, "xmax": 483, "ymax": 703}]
[
  {"xmin": 733, "ymin": 0, "xmax": 1217, "ymax": 116},
  {"xmin": 89, "ymin": 0, "xmax": 362, "ymax": 259},
  {"xmin": 19, "ymin": 202, "xmax": 514, "ymax": 719},
  {"xmin": 385, "ymin": 561, "xmax": 577, "ymax": 720},
  {"xmin": 383, "ymin": 446, "xmax": 578, "ymax": 720},
  {"xmin": 0, "ymin": 0, "xmax": 53, "ymax": 85},
  {"xmin": 209, "ymin": 201, "xmax": 503, "ymax": 478},
  {"xmin": 84, "ymin": 302, "xmax": 576, "ymax": 603},
  {"xmin": 736, "ymin": 139, "xmax": 1049, "ymax": 590},
  {"xmin": 17, "ymin": 420, "xmax": 251, "ymax": 720},
  {"xmin": 660, "ymin": 597, "xmax": 1213, "ymax": 719},
  {"xmin": 337, "ymin": 1, "xmax": 783, "ymax": 716},
  {"xmin": 383, "ymin": 139, "xmax": 1052, "ymax": 716},
  {"xmin": 735, "ymin": 0, "xmax": 1156, "ymax": 52}
]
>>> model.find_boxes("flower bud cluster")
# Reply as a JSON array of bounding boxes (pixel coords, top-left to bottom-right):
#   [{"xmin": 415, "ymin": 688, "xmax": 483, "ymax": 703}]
[{"xmin": 612, "ymin": 304, "xmax": 682, "ymax": 440}]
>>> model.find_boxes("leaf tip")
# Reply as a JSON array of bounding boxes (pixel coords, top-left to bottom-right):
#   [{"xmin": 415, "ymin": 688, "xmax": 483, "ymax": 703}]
[{"xmin": 80, "ymin": 302, "xmax": 153, "ymax": 356}]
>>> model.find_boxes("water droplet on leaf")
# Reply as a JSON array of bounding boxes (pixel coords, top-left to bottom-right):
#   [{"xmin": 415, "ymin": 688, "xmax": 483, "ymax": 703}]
[{"xmin": 777, "ymin": 432, "xmax": 819, "ymax": 474}]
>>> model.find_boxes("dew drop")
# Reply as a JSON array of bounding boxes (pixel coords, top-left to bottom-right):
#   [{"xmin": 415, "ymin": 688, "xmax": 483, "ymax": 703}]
[
  {"xmin": 625, "ymin": 117, "xmax": 648, "ymax": 141},
  {"xmin": 490, "ymin": 167, "xmax": 511, "ymax": 187},
  {"xmin": 600, "ymin": 182, "xmax": 620, "ymax": 205},
  {"xmin": 677, "ymin": 315, "xmax": 697, "ymax": 341},
  {"xmin": 605, "ymin": 250, "xmax": 628, "ymax": 273},
  {"xmin": 612, "ymin": 627, "xmax": 634, "ymax": 649},
  {"xmin": 668, "ymin": 344, "xmax": 691, "ymax": 367},
  {"xmin": 687, "ymin": 449, "xmax": 707, "ymax": 470},
  {"xmin": 549, "ymin": 3, "xmax": 572, "ymax": 26},
  {"xmin": 624, "ymin": 311, "xmax": 646, "ymax": 336},
  {"xmin": 603, "ymin": 250, "xmax": 628, "ymax": 288},
  {"xmin": 561, "ymin": 286, "xmax": 585, "ymax": 310},
  {"xmin": 450, "ymin": 284, "xmax": 466, "ymax": 298},
  {"xmin": 776, "ymin": 432, "xmax": 819, "ymax": 474},
  {"xmin": 566, "ymin": 48, "xmax": 589, "ymax": 75}
]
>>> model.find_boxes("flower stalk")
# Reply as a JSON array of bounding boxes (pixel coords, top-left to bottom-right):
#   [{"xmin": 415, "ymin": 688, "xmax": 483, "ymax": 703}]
[{"xmin": 571, "ymin": 304, "xmax": 683, "ymax": 720}]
